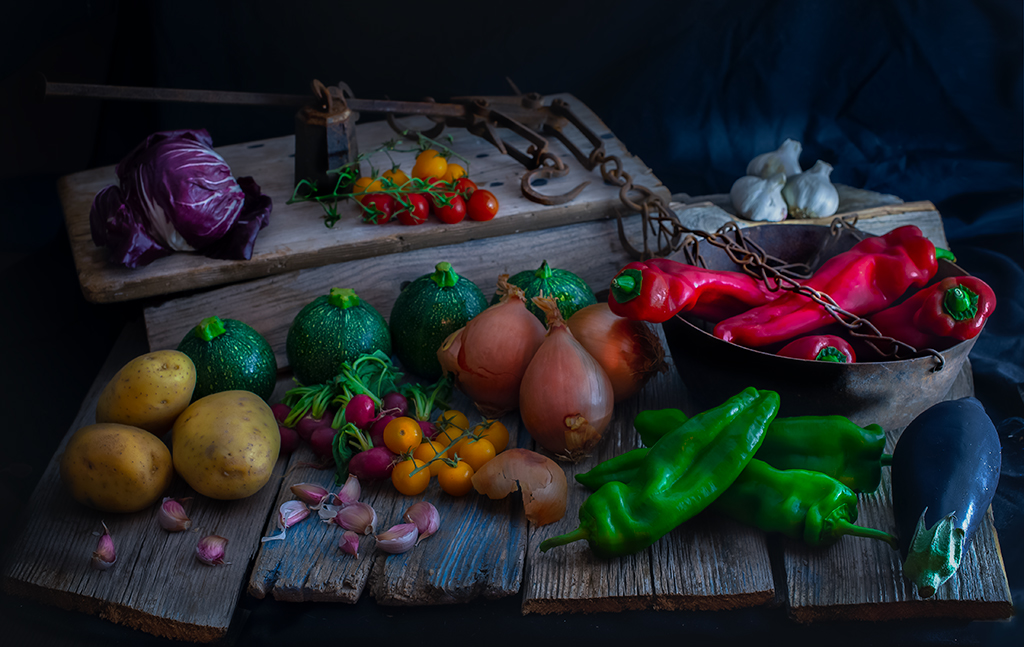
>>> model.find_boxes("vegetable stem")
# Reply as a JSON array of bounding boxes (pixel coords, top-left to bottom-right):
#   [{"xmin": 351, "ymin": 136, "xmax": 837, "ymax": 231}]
[{"xmin": 539, "ymin": 527, "xmax": 590, "ymax": 552}]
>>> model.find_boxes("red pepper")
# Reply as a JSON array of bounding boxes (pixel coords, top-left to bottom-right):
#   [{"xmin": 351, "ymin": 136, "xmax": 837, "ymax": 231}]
[
  {"xmin": 868, "ymin": 276, "xmax": 997, "ymax": 351},
  {"xmin": 714, "ymin": 226, "xmax": 954, "ymax": 348},
  {"xmin": 777, "ymin": 335, "xmax": 857, "ymax": 363},
  {"xmin": 608, "ymin": 258, "xmax": 782, "ymax": 324}
]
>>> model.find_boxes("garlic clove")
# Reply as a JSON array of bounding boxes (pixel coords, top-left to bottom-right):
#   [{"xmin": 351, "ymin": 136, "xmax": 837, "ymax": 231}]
[
  {"xmin": 403, "ymin": 501, "xmax": 440, "ymax": 544},
  {"xmin": 339, "ymin": 530, "xmax": 360, "ymax": 557},
  {"xmin": 289, "ymin": 483, "xmax": 332, "ymax": 508},
  {"xmin": 746, "ymin": 139, "xmax": 803, "ymax": 179},
  {"xmin": 730, "ymin": 173, "xmax": 788, "ymax": 222},
  {"xmin": 781, "ymin": 160, "xmax": 839, "ymax": 219},
  {"xmin": 91, "ymin": 521, "xmax": 116, "ymax": 571},
  {"xmin": 318, "ymin": 503, "xmax": 343, "ymax": 522},
  {"xmin": 157, "ymin": 497, "xmax": 192, "ymax": 532},
  {"xmin": 334, "ymin": 502, "xmax": 377, "ymax": 535},
  {"xmin": 336, "ymin": 474, "xmax": 361, "ymax": 507},
  {"xmin": 262, "ymin": 500, "xmax": 310, "ymax": 543},
  {"xmin": 375, "ymin": 523, "xmax": 419, "ymax": 554},
  {"xmin": 196, "ymin": 534, "xmax": 230, "ymax": 566}
]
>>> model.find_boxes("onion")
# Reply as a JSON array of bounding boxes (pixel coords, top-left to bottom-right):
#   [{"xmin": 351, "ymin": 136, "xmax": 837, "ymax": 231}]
[
  {"xmin": 520, "ymin": 296, "xmax": 614, "ymax": 462},
  {"xmin": 437, "ymin": 275, "xmax": 546, "ymax": 417},
  {"xmin": 471, "ymin": 448, "xmax": 567, "ymax": 526},
  {"xmin": 567, "ymin": 303, "xmax": 667, "ymax": 403}
]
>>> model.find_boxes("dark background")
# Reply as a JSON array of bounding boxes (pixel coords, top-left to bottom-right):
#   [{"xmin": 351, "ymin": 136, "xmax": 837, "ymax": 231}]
[{"xmin": 1, "ymin": 1, "xmax": 1021, "ymax": 645}]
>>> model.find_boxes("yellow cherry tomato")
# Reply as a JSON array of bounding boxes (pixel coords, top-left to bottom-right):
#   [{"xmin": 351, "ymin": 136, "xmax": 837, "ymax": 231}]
[
  {"xmin": 437, "ymin": 459, "xmax": 475, "ymax": 496},
  {"xmin": 412, "ymin": 149, "xmax": 448, "ymax": 180},
  {"xmin": 391, "ymin": 457, "xmax": 430, "ymax": 496},
  {"xmin": 382, "ymin": 168, "xmax": 411, "ymax": 188},
  {"xmin": 437, "ymin": 410, "xmax": 469, "ymax": 436},
  {"xmin": 449, "ymin": 437, "xmax": 496, "ymax": 472},
  {"xmin": 413, "ymin": 439, "xmax": 446, "ymax": 476},
  {"xmin": 473, "ymin": 420, "xmax": 509, "ymax": 454},
  {"xmin": 352, "ymin": 176, "xmax": 384, "ymax": 195},
  {"xmin": 383, "ymin": 417, "xmax": 423, "ymax": 455},
  {"xmin": 442, "ymin": 163, "xmax": 467, "ymax": 182}
]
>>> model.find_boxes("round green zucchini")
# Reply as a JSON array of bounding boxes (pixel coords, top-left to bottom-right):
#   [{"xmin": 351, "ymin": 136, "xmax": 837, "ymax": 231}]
[
  {"xmin": 390, "ymin": 261, "xmax": 487, "ymax": 380},
  {"xmin": 286, "ymin": 288, "xmax": 391, "ymax": 386},
  {"xmin": 176, "ymin": 316, "xmax": 278, "ymax": 402},
  {"xmin": 492, "ymin": 260, "xmax": 597, "ymax": 323}
]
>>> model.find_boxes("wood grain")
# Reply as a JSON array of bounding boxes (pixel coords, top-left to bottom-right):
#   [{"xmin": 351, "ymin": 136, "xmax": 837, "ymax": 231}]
[
  {"xmin": 142, "ymin": 209, "xmax": 660, "ymax": 368},
  {"xmin": 60, "ymin": 93, "xmax": 669, "ymax": 304},
  {"xmin": 521, "ymin": 327, "xmax": 776, "ymax": 614},
  {"xmin": 247, "ymin": 393, "xmax": 529, "ymax": 605},
  {"xmin": 782, "ymin": 361, "xmax": 1014, "ymax": 623},
  {"xmin": 1, "ymin": 321, "xmax": 286, "ymax": 643},
  {"xmin": 669, "ymin": 199, "xmax": 950, "ymax": 250}
]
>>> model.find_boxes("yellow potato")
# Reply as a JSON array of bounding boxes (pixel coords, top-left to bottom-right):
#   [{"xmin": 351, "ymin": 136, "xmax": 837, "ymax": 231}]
[
  {"xmin": 60, "ymin": 423, "xmax": 173, "ymax": 513},
  {"xmin": 171, "ymin": 390, "xmax": 280, "ymax": 500},
  {"xmin": 96, "ymin": 350, "xmax": 196, "ymax": 435}
]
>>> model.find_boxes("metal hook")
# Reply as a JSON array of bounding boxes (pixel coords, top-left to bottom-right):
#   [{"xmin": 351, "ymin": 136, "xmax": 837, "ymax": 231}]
[{"xmin": 521, "ymin": 156, "xmax": 590, "ymax": 206}]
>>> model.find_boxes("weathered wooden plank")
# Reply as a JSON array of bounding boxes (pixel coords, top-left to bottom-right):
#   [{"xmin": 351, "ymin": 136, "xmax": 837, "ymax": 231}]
[
  {"xmin": 675, "ymin": 183, "xmax": 905, "ymax": 217},
  {"xmin": 1, "ymin": 321, "xmax": 286, "ymax": 643},
  {"xmin": 783, "ymin": 362, "xmax": 1014, "ymax": 622},
  {"xmin": 522, "ymin": 326, "xmax": 776, "ymax": 614},
  {"xmin": 60, "ymin": 93, "xmax": 669, "ymax": 304},
  {"xmin": 368, "ymin": 405, "xmax": 528, "ymax": 605},
  {"xmin": 143, "ymin": 209, "xmax": 656, "ymax": 369},
  {"xmin": 670, "ymin": 199, "xmax": 950, "ymax": 250},
  {"xmin": 248, "ymin": 392, "xmax": 530, "ymax": 605}
]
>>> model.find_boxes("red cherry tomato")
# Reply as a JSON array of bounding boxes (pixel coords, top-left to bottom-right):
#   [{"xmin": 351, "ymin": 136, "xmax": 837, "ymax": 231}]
[
  {"xmin": 359, "ymin": 193, "xmax": 397, "ymax": 224},
  {"xmin": 396, "ymin": 193, "xmax": 430, "ymax": 226},
  {"xmin": 452, "ymin": 177, "xmax": 478, "ymax": 199},
  {"xmin": 467, "ymin": 190, "xmax": 499, "ymax": 222},
  {"xmin": 432, "ymin": 193, "xmax": 467, "ymax": 224}
]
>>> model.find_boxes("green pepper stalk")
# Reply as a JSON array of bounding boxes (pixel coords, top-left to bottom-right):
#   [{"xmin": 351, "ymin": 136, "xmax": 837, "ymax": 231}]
[
  {"xmin": 541, "ymin": 387, "xmax": 779, "ymax": 558},
  {"xmin": 711, "ymin": 458, "xmax": 898, "ymax": 548}
]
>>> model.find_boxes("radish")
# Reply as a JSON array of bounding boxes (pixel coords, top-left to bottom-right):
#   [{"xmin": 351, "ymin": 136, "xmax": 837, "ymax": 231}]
[
  {"xmin": 309, "ymin": 425, "xmax": 337, "ymax": 458},
  {"xmin": 370, "ymin": 415, "xmax": 395, "ymax": 447},
  {"xmin": 349, "ymin": 447, "xmax": 397, "ymax": 480},
  {"xmin": 418, "ymin": 420, "xmax": 438, "ymax": 439},
  {"xmin": 271, "ymin": 403, "xmax": 292, "ymax": 424},
  {"xmin": 381, "ymin": 392, "xmax": 409, "ymax": 417},
  {"xmin": 279, "ymin": 425, "xmax": 300, "ymax": 454},
  {"xmin": 295, "ymin": 409, "xmax": 334, "ymax": 442},
  {"xmin": 345, "ymin": 395, "xmax": 376, "ymax": 430}
]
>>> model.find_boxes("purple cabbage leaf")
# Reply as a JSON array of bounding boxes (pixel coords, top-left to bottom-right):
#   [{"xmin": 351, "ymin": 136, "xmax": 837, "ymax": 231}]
[{"xmin": 89, "ymin": 129, "xmax": 272, "ymax": 268}]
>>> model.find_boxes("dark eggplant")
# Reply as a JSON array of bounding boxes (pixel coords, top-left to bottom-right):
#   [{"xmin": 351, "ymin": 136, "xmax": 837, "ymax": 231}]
[{"xmin": 890, "ymin": 396, "xmax": 1001, "ymax": 598}]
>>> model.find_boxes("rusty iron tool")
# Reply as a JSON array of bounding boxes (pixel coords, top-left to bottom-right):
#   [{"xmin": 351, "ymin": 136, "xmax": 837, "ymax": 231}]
[{"xmin": 294, "ymin": 80, "xmax": 360, "ymax": 191}]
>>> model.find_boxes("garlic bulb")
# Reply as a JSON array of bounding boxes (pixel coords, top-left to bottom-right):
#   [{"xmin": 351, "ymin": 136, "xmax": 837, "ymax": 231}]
[
  {"xmin": 730, "ymin": 173, "xmax": 788, "ymax": 222},
  {"xmin": 781, "ymin": 160, "xmax": 840, "ymax": 219},
  {"xmin": 746, "ymin": 139, "xmax": 802, "ymax": 178}
]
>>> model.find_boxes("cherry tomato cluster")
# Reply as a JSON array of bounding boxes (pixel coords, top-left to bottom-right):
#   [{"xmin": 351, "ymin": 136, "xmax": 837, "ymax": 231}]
[
  {"xmin": 352, "ymin": 149, "xmax": 500, "ymax": 226},
  {"xmin": 388, "ymin": 409, "xmax": 511, "ymax": 497}
]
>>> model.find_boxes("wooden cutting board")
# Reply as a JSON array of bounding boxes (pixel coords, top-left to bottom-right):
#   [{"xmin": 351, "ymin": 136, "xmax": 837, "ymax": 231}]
[{"xmin": 59, "ymin": 93, "xmax": 669, "ymax": 304}]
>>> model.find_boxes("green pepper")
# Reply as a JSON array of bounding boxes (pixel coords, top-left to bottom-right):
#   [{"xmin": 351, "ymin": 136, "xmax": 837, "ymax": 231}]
[
  {"xmin": 755, "ymin": 416, "xmax": 886, "ymax": 493},
  {"xmin": 579, "ymin": 409, "xmax": 888, "ymax": 494},
  {"xmin": 711, "ymin": 458, "xmax": 897, "ymax": 548},
  {"xmin": 540, "ymin": 387, "xmax": 779, "ymax": 558}
]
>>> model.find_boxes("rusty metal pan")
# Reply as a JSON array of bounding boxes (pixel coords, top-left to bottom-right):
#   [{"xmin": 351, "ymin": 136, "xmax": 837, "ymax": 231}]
[{"xmin": 661, "ymin": 224, "xmax": 976, "ymax": 430}]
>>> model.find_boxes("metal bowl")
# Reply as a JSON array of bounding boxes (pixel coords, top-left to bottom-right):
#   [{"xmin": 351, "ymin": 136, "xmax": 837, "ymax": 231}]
[{"xmin": 661, "ymin": 224, "xmax": 975, "ymax": 430}]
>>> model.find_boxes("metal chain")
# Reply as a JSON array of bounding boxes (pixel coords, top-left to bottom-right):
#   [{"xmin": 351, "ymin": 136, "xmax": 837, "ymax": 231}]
[{"xmin": 597, "ymin": 153, "xmax": 945, "ymax": 369}]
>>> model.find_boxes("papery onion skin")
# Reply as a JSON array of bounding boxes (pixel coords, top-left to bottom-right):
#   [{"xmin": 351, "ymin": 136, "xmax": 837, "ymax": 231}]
[
  {"xmin": 567, "ymin": 303, "xmax": 667, "ymax": 403},
  {"xmin": 471, "ymin": 448, "xmax": 567, "ymax": 526},
  {"xmin": 520, "ymin": 297, "xmax": 614, "ymax": 462},
  {"xmin": 436, "ymin": 276, "xmax": 546, "ymax": 417}
]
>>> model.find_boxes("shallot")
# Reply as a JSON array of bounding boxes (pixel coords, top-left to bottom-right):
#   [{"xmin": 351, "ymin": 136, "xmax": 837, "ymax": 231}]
[
  {"xmin": 519, "ymin": 296, "xmax": 613, "ymax": 461},
  {"xmin": 437, "ymin": 275, "xmax": 545, "ymax": 417},
  {"xmin": 471, "ymin": 448, "xmax": 567, "ymax": 526},
  {"xmin": 566, "ymin": 303, "xmax": 667, "ymax": 403}
]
